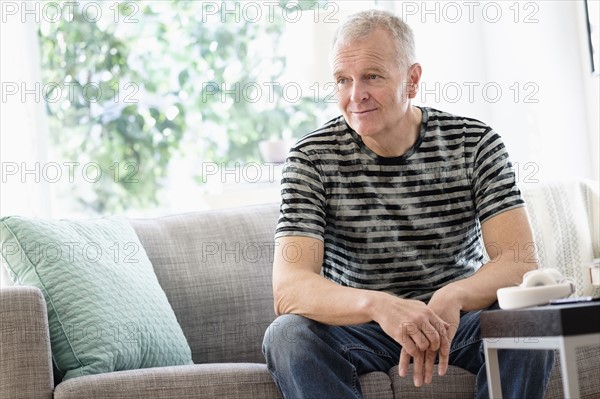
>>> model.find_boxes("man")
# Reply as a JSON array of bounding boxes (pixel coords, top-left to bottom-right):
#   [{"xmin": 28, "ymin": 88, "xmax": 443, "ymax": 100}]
[{"xmin": 262, "ymin": 9, "xmax": 554, "ymax": 399}]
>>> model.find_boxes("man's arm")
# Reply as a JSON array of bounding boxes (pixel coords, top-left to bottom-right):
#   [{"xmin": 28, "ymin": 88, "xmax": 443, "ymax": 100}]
[
  {"xmin": 400, "ymin": 206, "xmax": 538, "ymax": 385},
  {"xmin": 272, "ymin": 235, "xmax": 450, "ymax": 378},
  {"xmin": 429, "ymin": 206, "xmax": 538, "ymax": 314},
  {"xmin": 273, "ymin": 236, "xmax": 374, "ymax": 325}
]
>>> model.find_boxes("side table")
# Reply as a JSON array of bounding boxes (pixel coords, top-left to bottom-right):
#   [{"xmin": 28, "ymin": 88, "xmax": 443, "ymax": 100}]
[{"xmin": 480, "ymin": 301, "xmax": 600, "ymax": 399}]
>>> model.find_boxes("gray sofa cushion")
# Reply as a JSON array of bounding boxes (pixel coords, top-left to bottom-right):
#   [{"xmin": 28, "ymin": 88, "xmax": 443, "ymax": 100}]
[
  {"xmin": 54, "ymin": 364, "xmax": 281, "ymax": 399},
  {"xmin": 389, "ymin": 365, "xmax": 475, "ymax": 398},
  {"xmin": 360, "ymin": 371, "xmax": 394, "ymax": 398},
  {"xmin": 129, "ymin": 203, "xmax": 281, "ymax": 364},
  {"xmin": 53, "ymin": 364, "xmax": 392, "ymax": 399}
]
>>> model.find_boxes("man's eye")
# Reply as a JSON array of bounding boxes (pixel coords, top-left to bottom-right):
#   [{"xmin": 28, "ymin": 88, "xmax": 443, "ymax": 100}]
[
  {"xmin": 367, "ymin": 74, "xmax": 379, "ymax": 80},
  {"xmin": 337, "ymin": 78, "xmax": 347, "ymax": 85}
]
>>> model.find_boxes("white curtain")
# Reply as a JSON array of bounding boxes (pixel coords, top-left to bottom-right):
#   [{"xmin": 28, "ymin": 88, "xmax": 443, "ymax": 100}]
[
  {"xmin": 1, "ymin": 8, "xmax": 50, "ymax": 287},
  {"xmin": 0, "ymin": 9, "xmax": 51, "ymax": 218}
]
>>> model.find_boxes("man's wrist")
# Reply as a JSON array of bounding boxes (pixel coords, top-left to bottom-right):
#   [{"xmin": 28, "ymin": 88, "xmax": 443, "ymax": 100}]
[
  {"xmin": 361, "ymin": 290, "xmax": 389, "ymax": 322},
  {"xmin": 432, "ymin": 283, "xmax": 467, "ymax": 311}
]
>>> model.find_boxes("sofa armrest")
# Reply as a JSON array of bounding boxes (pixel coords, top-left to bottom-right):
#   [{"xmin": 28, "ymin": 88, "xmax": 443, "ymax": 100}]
[{"xmin": 1, "ymin": 286, "xmax": 54, "ymax": 399}]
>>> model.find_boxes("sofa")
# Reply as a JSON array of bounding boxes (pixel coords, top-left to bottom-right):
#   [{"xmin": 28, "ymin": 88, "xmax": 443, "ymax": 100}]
[{"xmin": 1, "ymin": 179, "xmax": 599, "ymax": 399}]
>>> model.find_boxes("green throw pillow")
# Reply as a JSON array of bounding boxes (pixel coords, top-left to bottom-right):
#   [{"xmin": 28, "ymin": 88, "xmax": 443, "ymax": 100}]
[{"xmin": 0, "ymin": 216, "xmax": 193, "ymax": 381}]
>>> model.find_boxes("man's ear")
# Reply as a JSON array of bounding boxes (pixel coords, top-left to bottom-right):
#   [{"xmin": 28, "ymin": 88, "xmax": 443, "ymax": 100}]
[{"xmin": 407, "ymin": 63, "xmax": 422, "ymax": 99}]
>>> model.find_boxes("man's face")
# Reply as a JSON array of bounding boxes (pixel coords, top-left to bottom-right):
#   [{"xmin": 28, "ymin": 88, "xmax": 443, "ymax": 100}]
[{"xmin": 332, "ymin": 28, "xmax": 420, "ymax": 140}]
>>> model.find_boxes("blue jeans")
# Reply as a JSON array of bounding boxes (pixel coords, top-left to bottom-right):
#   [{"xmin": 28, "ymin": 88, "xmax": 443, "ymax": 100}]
[{"xmin": 262, "ymin": 304, "xmax": 555, "ymax": 399}]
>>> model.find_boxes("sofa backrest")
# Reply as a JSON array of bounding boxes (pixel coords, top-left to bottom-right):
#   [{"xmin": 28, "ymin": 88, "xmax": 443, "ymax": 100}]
[
  {"xmin": 127, "ymin": 180, "xmax": 599, "ymax": 365},
  {"xmin": 129, "ymin": 202, "xmax": 280, "ymax": 365}
]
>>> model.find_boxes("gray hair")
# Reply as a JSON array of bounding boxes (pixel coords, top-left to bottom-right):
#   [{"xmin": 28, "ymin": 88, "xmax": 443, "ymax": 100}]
[{"xmin": 331, "ymin": 9, "xmax": 416, "ymax": 70}]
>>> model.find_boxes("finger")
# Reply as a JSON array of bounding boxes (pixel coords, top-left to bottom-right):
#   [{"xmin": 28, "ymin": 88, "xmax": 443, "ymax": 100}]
[
  {"xmin": 414, "ymin": 330, "xmax": 433, "ymax": 352},
  {"xmin": 412, "ymin": 349, "xmax": 424, "ymax": 387},
  {"xmin": 400, "ymin": 323, "xmax": 425, "ymax": 355},
  {"xmin": 421, "ymin": 323, "xmax": 441, "ymax": 352},
  {"xmin": 430, "ymin": 318, "xmax": 450, "ymax": 349},
  {"xmin": 421, "ymin": 314, "xmax": 448, "ymax": 353},
  {"xmin": 409, "ymin": 321, "xmax": 439, "ymax": 352},
  {"xmin": 424, "ymin": 349, "xmax": 436, "ymax": 384},
  {"xmin": 402, "ymin": 322, "xmax": 428, "ymax": 352},
  {"xmin": 398, "ymin": 348, "xmax": 411, "ymax": 377},
  {"xmin": 437, "ymin": 328, "xmax": 451, "ymax": 376}
]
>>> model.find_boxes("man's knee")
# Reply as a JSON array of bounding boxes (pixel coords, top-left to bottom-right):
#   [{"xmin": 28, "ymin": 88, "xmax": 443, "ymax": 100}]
[{"xmin": 263, "ymin": 314, "xmax": 315, "ymax": 358}]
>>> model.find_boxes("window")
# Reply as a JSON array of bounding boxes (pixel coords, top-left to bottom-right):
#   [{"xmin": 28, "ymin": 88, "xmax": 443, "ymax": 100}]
[{"xmin": 36, "ymin": 0, "xmax": 381, "ymax": 216}]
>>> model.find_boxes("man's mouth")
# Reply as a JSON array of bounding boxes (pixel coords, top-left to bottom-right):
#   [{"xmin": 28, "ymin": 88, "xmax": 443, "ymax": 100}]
[{"xmin": 351, "ymin": 109, "xmax": 377, "ymax": 115}]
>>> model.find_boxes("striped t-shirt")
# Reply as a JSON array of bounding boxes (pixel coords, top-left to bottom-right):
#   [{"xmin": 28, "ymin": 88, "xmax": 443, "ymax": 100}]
[{"xmin": 275, "ymin": 107, "xmax": 524, "ymax": 301}]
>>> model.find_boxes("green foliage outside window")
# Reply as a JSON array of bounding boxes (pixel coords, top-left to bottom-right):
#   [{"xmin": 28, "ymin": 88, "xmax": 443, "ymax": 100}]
[{"xmin": 39, "ymin": 0, "xmax": 332, "ymax": 214}]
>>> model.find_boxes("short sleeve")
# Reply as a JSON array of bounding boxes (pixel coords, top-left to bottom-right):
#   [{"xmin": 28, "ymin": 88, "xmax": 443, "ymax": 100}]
[
  {"xmin": 472, "ymin": 129, "xmax": 524, "ymax": 223},
  {"xmin": 275, "ymin": 148, "xmax": 327, "ymax": 241}
]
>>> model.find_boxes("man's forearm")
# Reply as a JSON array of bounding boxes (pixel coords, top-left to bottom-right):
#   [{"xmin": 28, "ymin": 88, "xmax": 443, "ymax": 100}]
[
  {"xmin": 273, "ymin": 264, "xmax": 386, "ymax": 325},
  {"xmin": 441, "ymin": 258, "xmax": 536, "ymax": 312},
  {"xmin": 272, "ymin": 235, "xmax": 397, "ymax": 326}
]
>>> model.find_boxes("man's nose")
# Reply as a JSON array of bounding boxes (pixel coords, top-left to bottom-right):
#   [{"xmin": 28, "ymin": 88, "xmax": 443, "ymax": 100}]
[{"xmin": 350, "ymin": 81, "xmax": 368, "ymax": 103}]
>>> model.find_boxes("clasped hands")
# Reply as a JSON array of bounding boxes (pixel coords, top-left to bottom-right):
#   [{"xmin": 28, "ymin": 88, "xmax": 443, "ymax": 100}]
[{"xmin": 379, "ymin": 290, "xmax": 461, "ymax": 388}]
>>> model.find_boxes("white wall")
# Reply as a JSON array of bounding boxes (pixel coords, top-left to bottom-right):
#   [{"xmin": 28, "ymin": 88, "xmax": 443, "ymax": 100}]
[
  {"xmin": 390, "ymin": 0, "xmax": 599, "ymax": 182},
  {"xmin": 576, "ymin": 0, "xmax": 600, "ymax": 181},
  {"xmin": 287, "ymin": 0, "xmax": 598, "ymax": 182}
]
